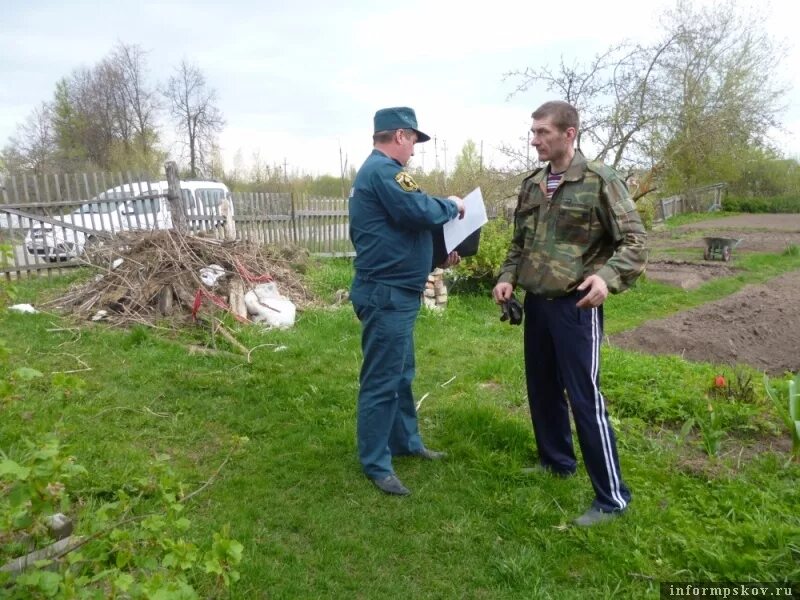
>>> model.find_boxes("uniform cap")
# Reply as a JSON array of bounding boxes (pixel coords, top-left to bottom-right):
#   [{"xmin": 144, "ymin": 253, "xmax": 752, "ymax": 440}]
[{"xmin": 373, "ymin": 106, "xmax": 431, "ymax": 143}]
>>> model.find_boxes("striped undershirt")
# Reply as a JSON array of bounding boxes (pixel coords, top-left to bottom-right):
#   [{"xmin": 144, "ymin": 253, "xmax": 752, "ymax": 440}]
[{"xmin": 546, "ymin": 170, "xmax": 564, "ymax": 200}]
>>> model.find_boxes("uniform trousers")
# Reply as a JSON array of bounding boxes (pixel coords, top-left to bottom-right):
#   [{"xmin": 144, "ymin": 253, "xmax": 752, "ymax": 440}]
[
  {"xmin": 351, "ymin": 279, "xmax": 425, "ymax": 479},
  {"xmin": 523, "ymin": 291, "xmax": 631, "ymax": 512}
]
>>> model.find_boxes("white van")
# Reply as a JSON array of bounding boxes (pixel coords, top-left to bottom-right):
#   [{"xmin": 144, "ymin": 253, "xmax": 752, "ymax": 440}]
[
  {"xmin": 119, "ymin": 180, "xmax": 232, "ymax": 232},
  {"xmin": 24, "ymin": 180, "xmax": 233, "ymax": 261}
]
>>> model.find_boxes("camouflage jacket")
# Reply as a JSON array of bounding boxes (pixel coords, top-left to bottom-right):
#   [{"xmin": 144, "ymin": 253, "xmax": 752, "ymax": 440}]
[{"xmin": 497, "ymin": 150, "xmax": 647, "ymax": 297}]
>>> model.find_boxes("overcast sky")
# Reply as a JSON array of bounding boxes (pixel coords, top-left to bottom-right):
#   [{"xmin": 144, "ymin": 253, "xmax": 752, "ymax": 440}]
[{"xmin": 1, "ymin": 0, "xmax": 797, "ymax": 177}]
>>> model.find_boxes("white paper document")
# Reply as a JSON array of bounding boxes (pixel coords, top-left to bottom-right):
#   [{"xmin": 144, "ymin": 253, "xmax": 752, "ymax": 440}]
[{"xmin": 443, "ymin": 187, "xmax": 488, "ymax": 253}]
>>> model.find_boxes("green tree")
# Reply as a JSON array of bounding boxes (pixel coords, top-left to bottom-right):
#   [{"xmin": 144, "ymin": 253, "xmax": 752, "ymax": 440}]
[
  {"xmin": 453, "ymin": 139, "xmax": 482, "ymax": 180},
  {"xmin": 51, "ymin": 78, "xmax": 92, "ymax": 170},
  {"xmin": 727, "ymin": 149, "xmax": 800, "ymax": 198},
  {"xmin": 417, "ymin": 140, "xmax": 521, "ymax": 214}
]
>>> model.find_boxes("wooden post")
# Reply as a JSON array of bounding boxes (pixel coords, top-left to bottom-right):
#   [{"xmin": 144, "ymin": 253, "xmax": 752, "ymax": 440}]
[
  {"xmin": 229, "ymin": 278, "xmax": 247, "ymax": 319},
  {"xmin": 221, "ymin": 192, "xmax": 236, "ymax": 241},
  {"xmin": 290, "ymin": 191, "xmax": 298, "ymax": 244},
  {"xmin": 164, "ymin": 161, "xmax": 187, "ymax": 233}
]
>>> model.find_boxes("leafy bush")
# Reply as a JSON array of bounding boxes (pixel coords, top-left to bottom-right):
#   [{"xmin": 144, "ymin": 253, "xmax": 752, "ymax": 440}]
[
  {"xmin": 722, "ymin": 195, "xmax": 800, "ymax": 213},
  {"xmin": 449, "ymin": 218, "xmax": 513, "ymax": 291},
  {"xmin": 635, "ymin": 196, "xmax": 656, "ymax": 230},
  {"xmin": 0, "ymin": 435, "xmax": 246, "ymax": 598}
]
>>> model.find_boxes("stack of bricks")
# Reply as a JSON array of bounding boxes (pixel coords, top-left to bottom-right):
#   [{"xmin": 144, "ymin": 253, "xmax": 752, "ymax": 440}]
[{"xmin": 423, "ymin": 268, "xmax": 448, "ymax": 310}]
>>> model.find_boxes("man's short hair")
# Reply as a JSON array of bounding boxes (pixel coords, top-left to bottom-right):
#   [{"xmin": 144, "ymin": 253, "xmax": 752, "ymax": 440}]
[
  {"xmin": 532, "ymin": 101, "xmax": 579, "ymax": 132},
  {"xmin": 372, "ymin": 128, "xmax": 413, "ymax": 144}
]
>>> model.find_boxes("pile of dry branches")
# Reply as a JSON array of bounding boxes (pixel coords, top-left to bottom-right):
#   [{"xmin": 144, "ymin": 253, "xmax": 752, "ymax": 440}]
[{"xmin": 48, "ymin": 230, "xmax": 316, "ymax": 326}]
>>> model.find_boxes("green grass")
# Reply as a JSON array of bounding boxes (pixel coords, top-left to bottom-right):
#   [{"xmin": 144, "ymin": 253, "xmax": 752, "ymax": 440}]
[
  {"xmin": 661, "ymin": 210, "xmax": 740, "ymax": 229},
  {"xmin": 1, "ymin": 256, "xmax": 799, "ymax": 598}
]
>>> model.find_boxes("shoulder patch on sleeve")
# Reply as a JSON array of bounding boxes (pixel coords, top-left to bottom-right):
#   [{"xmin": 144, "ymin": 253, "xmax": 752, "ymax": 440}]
[
  {"xmin": 395, "ymin": 171, "xmax": 420, "ymax": 192},
  {"xmin": 523, "ymin": 167, "xmax": 545, "ymax": 184},
  {"xmin": 586, "ymin": 161, "xmax": 620, "ymax": 183}
]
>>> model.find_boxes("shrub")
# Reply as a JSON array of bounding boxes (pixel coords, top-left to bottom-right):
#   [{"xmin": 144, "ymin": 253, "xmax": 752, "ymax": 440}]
[
  {"xmin": 635, "ymin": 196, "xmax": 656, "ymax": 230},
  {"xmin": 0, "ymin": 436, "xmax": 246, "ymax": 597},
  {"xmin": 722, "ymin": 195, "xmax": 800, "ymax": 213},
  {"xmin": 449, "ymin": 218, "xmax": 513, "ymax": 291}
]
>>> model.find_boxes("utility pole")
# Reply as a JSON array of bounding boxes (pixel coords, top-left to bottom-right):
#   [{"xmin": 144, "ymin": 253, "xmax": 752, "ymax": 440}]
[
  {"xmin": 434, "ymin": 136, "xmax": 440, "ymax": 171},
  {"xmin": 526, "ymin": 130, "xmax": 531, "ymax": 170},
  {"xmin": 283, "ymin": 158, "xmax": 289, "ymax": 186},
  {"xmin": 338, "ymin": 142, "xmax": 348, "ymax": 199},
  {"xmin": 418, "ymin": 145, "xmax": 426, "ymax": 172},
  {"xmin": 442, "ymin": 140, "xmax": 448, "ymax": 179}
]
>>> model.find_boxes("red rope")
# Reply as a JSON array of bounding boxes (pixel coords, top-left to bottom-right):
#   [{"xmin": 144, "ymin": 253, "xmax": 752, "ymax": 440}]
[
  {"xmin": 234, "ymin": 257, "xmax": 273, "ymax": 284},
  {"xmin": 191, "ymin": 288, "xmax": 249, "ymax": 323}
]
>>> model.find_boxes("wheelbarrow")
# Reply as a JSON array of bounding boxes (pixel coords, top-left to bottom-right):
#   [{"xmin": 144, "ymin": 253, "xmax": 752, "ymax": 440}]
[{"xmin": 702, "ymin": 237, "xmax": 741, "ymax": 262}]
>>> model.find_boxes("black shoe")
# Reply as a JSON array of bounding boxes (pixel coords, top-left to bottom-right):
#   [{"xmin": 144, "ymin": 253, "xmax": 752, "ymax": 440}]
[
  {"xmin": 371, "ymin": 474, "xmax": 411, "ymax": 496},
  {"xmin": 414, "ymin": 448, "xmax": 447, "ymax": 460}
]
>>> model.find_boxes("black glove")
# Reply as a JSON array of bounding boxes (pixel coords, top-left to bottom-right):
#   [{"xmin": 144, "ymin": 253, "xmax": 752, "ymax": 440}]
[{"xmin": 500, "ymin": 295, "xmax": 523, "ymax": 326}]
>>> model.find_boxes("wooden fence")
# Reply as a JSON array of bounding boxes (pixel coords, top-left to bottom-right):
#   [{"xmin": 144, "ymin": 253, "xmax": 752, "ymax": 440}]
[
  {"xmin": 0, "ymin": 171, "xmax": 353, "ymax": 279},
  {"xmin": 233, "ymin": 192, "xmax": 350, "ymax": 256},
  {"xmin": 654, "ymin": 183, "xmax": 726, "ymax": 222}
]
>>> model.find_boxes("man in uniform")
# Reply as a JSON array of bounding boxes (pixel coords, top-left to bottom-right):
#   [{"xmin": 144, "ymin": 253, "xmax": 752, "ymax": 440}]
[
  {"xmin": 349, "ymin": 106, "xmax": 465, "ymax": 496},
  {"xmin": 493, "ymin": 100, "xmax": 647, "ymax": 526}
]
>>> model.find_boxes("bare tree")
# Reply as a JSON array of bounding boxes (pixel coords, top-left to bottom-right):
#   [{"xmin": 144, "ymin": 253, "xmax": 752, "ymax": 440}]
[
  {"xmin": 163, "ymin": 60, "xmax": 225, "ymax": 178},
  {"xmin": 110, "ymin": 42, "xmax": 160, "ymax": 163},
  {"xmin": 504, "ymin": 0, "xmax": 787, "ymax": 195},
  {"xmin": 49, "ymin": 50, "xmax": 161, "ymax": 172},
  {"xmin": 62, "ymin": 66, "xmax": 118, "ymax": 169},
  {"xmin": 0, "ymin": 42, "xmax": 164, "ymax": 174},
  {"xmin": 2, "ymin": 102, "xmax": 57, "ymax": 174}
]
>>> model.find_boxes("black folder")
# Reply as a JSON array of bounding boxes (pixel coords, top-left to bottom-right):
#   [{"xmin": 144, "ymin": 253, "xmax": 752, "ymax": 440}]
[{"xmin": 432, "ymin": 225, "xmax": 481, "ymax": 269}]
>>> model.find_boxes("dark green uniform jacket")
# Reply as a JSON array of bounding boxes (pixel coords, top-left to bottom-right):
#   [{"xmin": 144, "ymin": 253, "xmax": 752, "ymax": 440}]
[
  {"xmin": 349, "ymin": 149, "xmax": 459, "ymax": 292},
  {"xmin": 498, "ymin": 150, "xmax": 648, "ymax": 297}
]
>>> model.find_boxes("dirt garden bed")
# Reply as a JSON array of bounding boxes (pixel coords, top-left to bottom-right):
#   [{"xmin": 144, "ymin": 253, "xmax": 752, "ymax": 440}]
[
  {"xmin": 611, "ymin": 213, "xmax": 800, "ymax": 375},
  {"xmin": 648, "ymin": 213, "xmax": 800, "ymax": 255}
]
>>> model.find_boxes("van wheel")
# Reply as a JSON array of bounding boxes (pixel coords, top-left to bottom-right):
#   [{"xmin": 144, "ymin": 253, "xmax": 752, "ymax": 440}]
[{"xmin": 84, "ymin": 234, "xmax": 105, "ymax": 254}]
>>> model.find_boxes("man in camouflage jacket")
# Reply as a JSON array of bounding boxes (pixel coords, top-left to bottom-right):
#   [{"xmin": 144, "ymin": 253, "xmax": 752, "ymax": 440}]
[{"xmin": 493, "ymin": 100, "xmax": 647, "ymax": 527}]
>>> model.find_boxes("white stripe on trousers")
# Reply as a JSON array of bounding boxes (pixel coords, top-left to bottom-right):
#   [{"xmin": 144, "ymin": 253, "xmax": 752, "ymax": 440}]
[{"xmin": 590, "ymin": 307, "xmax": 627, "ymax": 510}]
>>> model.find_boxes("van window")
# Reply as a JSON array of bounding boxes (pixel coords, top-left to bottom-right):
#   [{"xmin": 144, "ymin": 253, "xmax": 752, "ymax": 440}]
[
  {"xmin": 181, "ymin": 189, "xmax": 195, "ymax": 212},
  {"xmin": 195, "ymin": 188, "xmax": 224, "ymax": 210},
  {"xmin": 76, "ymin": 201, "xmax": 120, "ymax": 214},
  {"xmin": 124, "ymin": 198, "xmax": 160, "ymax": 215}
]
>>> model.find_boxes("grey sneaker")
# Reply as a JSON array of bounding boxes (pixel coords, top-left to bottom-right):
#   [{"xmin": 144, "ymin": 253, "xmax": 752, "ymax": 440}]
[
  {"xmin": 415, "ymin": 448, "xmax": 447, "ymax": 460},
  {"xmin": 520, "ymin": 464, "xmax": 575, "ymax": 478},
  {"xmin": 371, "ymin": 475, "xmax": 411, "ymax": 496},
  {"xmin": 573, "ymin": 507, "xmax": 623, "ymax": 527}
]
